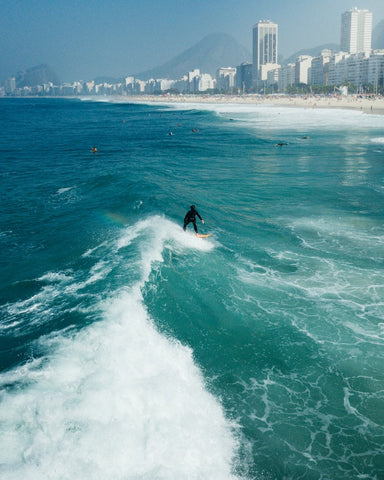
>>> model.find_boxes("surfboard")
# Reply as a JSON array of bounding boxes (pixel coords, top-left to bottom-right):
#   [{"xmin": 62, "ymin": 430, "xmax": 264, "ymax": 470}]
[{"xmin": 196, "ymin": 233, "xmax": 211, "ymax": 238}]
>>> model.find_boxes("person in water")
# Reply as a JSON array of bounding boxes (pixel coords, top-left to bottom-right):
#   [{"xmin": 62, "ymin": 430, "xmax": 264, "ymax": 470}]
[{"xmin": 183, "ymin": 205, "xmax": 204, "ymax": 234}]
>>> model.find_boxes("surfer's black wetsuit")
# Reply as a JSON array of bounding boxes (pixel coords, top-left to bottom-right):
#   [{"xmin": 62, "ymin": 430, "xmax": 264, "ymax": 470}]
[{"xmin": 183, "ymin": 207, "xmax": 202, "ymax": 233}]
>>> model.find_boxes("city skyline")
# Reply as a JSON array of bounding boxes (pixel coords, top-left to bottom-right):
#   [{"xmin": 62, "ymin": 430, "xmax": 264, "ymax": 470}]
[{"xmin": 1, "ymin": 0, "xmax": 384, "ymax": 83}]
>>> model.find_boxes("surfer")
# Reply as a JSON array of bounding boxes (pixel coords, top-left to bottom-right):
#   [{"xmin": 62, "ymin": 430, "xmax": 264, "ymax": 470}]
[
  {"xmin": 183, "ymin": 205, "xmax": 204, "ymax": 234},
  {"xmin": 92, "ymin": 146, "xmax": 98, "ymax": 153}
]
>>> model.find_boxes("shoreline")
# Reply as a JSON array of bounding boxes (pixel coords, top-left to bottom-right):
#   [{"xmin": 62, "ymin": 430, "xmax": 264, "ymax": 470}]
[
  {"xmin": 115, "ymin": 93, "xmax": 384, "ymax": 115},
  {"xmin": 3, "ymin": 94, "xmax": 384, "ymax": 115}
]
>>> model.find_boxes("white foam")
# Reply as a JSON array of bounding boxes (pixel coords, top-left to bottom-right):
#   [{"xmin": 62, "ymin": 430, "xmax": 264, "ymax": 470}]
[
  {"xmin": 116, "ymin": 215, "xmax": 214, "ymax": 257},
  {"xmin": 0, "ymin": 290, "xmax": 238, "ymax": 479},
  {"xmin": 57, "ymin": 186, "xmax": 75, "ymax": 194},
  {"xmin": 0, "ymin": 216, "xmax": 238, "ymax": 479},
  {"xmin": 164, "ymin": 101, "xmax": 384, "ymax": 131},
  {"xmin": 37, "ymin": 271, "xmax": 73, "ymax": 283},
  {"xmin": 371, "ymin": 137, "xmax": 384, "ymax": 144}
]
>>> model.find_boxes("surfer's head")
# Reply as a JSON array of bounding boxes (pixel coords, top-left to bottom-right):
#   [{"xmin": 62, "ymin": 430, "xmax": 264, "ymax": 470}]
[{"xmin": 190, "ymin": 205, "xmax": 196, "ymax": 210}]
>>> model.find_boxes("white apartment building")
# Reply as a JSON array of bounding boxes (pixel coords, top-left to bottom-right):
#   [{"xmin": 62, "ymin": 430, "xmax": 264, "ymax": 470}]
[
  {"xmin": 340, "ymin": 7, "xmax": 372, "ymax": 54},
  {"xmin": 197, "ymin": 73, "xmax": 215, "ymax": 91},
  {"xmin": 347, "ymin": 52, "xmax": 369, "ymax": 87},
  {"xmin": 368, "ymin": 51, "xmax": 384, "ymax": 92},
  {"xmin": 310, "ymin": 50, "xmax": 332, "ymax": 85},
  {"xmin": 328, "ymin": 52, "xmax": 371, "ymax": 88},
  {"xmin": 328, "ymin": 52, "xmax": 350, "ymax": 85},
  {"xmin": 259, "ymin": 63, "xmax": 280, "ymax": 82},
  {"xmin": 125, "ymin": 76, "xmax": 145, "ymax": 94},
  {"xmin": 253, "ymin": 20, "xmax": 278, "ymax": 85},
  {"xmin": 295, "ymin": 55, "xmax": 312, "ymax": 84}
]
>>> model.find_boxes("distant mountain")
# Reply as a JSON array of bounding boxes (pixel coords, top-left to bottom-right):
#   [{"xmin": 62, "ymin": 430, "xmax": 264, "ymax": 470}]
[
  {"xmin": 282, "ymin": 44, "xmax": 340, "ymax": 65},
  {"xmin": 16, "ymin": 64, "xmax": 59, "ymax": 87},
  {"xmin": 373, "ymin": 20, "xmax": 384, "ymax": 49},
  {"xmin": 134, "ymin": 33, "xmax": 251, "ymax": 80}
]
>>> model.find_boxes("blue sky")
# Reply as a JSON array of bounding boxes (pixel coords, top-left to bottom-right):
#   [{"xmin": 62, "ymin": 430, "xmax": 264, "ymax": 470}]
[{"xmin": 1, "ymin": 0, "xmax": 384, "ymax": 82}]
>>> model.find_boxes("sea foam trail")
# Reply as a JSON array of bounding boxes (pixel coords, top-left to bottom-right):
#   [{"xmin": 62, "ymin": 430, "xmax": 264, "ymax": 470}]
[
  {"xmin": 153, "ymin": 101, "xmax": 384, "ymax": 136},
  {"xmin": 0, "ymin": 217, "xmax": 239, "ymax": 480}
]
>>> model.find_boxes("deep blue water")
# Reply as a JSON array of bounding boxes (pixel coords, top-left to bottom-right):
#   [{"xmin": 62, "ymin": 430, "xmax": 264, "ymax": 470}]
[{"xmin": 1, "ymin": 97, "xmax": 384, "ymax": 479}]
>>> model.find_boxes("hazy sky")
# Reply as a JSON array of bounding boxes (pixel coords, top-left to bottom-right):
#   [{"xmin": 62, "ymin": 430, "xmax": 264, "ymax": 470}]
[{"xmin": 1, "ymin": 0, "xmax": 384, "ymax": 82}]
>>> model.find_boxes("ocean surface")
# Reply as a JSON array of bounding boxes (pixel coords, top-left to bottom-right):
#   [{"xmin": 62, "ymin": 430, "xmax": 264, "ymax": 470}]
[{"xmin": 1, "ymin": 97, "xmax": 384, "ymax": 480}]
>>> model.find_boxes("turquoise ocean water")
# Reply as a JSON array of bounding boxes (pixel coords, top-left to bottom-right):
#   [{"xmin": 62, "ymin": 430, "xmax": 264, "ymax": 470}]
[{"xmin": 1, "ymin": 97, "xmax": 384, "ymax": 479}]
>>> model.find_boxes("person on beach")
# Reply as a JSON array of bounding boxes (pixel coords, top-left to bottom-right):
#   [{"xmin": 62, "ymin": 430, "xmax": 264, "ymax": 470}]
[{"xmin": 183, "ymin": 205, "xmax": 204, "ymax": 234}]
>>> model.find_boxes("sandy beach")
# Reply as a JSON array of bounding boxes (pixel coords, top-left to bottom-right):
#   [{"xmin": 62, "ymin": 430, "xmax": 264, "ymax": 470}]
[{"xmin": 121, "ymin": 93, "xmax": 384, "ymax": 115}]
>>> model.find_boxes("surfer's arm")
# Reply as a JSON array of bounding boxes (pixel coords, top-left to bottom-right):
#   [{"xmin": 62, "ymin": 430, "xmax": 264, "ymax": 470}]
[{"xmin": 196, "ymin": 212, "xmax": 204, "ymax": 223}]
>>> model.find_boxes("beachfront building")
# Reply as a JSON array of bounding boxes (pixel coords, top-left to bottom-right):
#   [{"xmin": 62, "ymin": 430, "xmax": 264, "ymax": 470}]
[
  {"xmin": 259, "ymin": 62, "xmax": 280, "ymax": 85},
  {"xmin": 174, "ymin": 76, "xmax": 189, "ymax": 93},
  {"xmin": 216, "ymin": 67, "xmax": 236, "ymax": 91},
  {"xmin": 266, "ymin": 65, "xmax": 280, "ymax": 89},
  {"xmin": 252, "ymin": 20, "xmax": 278, "ymax": 88},
  {"xmin": 327, "ymin": 52, "xmax": 371, "ymax": 89},
  {"xmin": 187, "ymin": 69, "xmax": 201, "ymax": 93},
  {"xmin": 347, "ymin": 53, "xmax": 369, "ymax": 88},
  {"xmin": 340, "ymin": 7, "xmax": 372, "ymax": 54},
  {"xmin": 236, "ymin": 62, "xmax": 253, "ymax": 92},
  {"xmin": 295, "ymin": 55, "xmax": 312, "ymax": 85},
  {"xmin": 197, "ymin": 73, "xmax": 216, "ymax": 92},
  {"xmin": 368, "ymin": 51, "xmax": 384, "ymax": 93},
  {"xmin": 310, "ymin": 50, "xmax": 332, "ymax": 86},
  {"xmin": 124, "ymin": 77, "xmax": 145, "ymax": 94},
  {"xmin": 278, "ymin": 63, "xmax": 295, "ymax": 92},
  {"xmin": 328, "ymin": 52, "xmax": 350, "ymax": 85}
]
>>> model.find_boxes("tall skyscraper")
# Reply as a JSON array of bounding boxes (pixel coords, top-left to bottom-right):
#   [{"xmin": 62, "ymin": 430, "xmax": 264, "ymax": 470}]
[
  {"xmin": 340, "ymin": 7, "xmax": 372, "ymax": 54},
  {"xmin": 252, "ymin": 20, "xmax": 278, "ymax": 86}
]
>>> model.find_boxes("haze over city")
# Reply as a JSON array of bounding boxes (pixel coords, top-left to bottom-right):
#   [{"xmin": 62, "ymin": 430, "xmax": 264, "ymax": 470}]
[{"xmin": 1, "ymin": 0, "xmax": 384, "ymax": 83}]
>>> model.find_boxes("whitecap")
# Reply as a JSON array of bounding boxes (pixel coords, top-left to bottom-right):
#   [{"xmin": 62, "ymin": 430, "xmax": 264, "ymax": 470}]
[
  {"xmin": 0, "ymin": 215, "xmax": 239, "ymax": 479},
  {"xmin": 57, "ymin": 186, "xmax": 75, "ymax": 195},
  {"xmin": 371, "ymin": 137, "xmax": 384, "ymax": 144}
]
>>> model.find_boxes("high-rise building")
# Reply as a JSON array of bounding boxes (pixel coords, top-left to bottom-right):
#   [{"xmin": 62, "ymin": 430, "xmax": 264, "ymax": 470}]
[
  {"xmin": 340, "ymin": 7, "xmax": 372, "ymax": 54},
  {"xmin": 236, "ymin": 62, "xmax": 253, "ymax": 92},
  {"xmin": 252, "ymin": 20, "xmax": 278, "ymax": 86}
]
